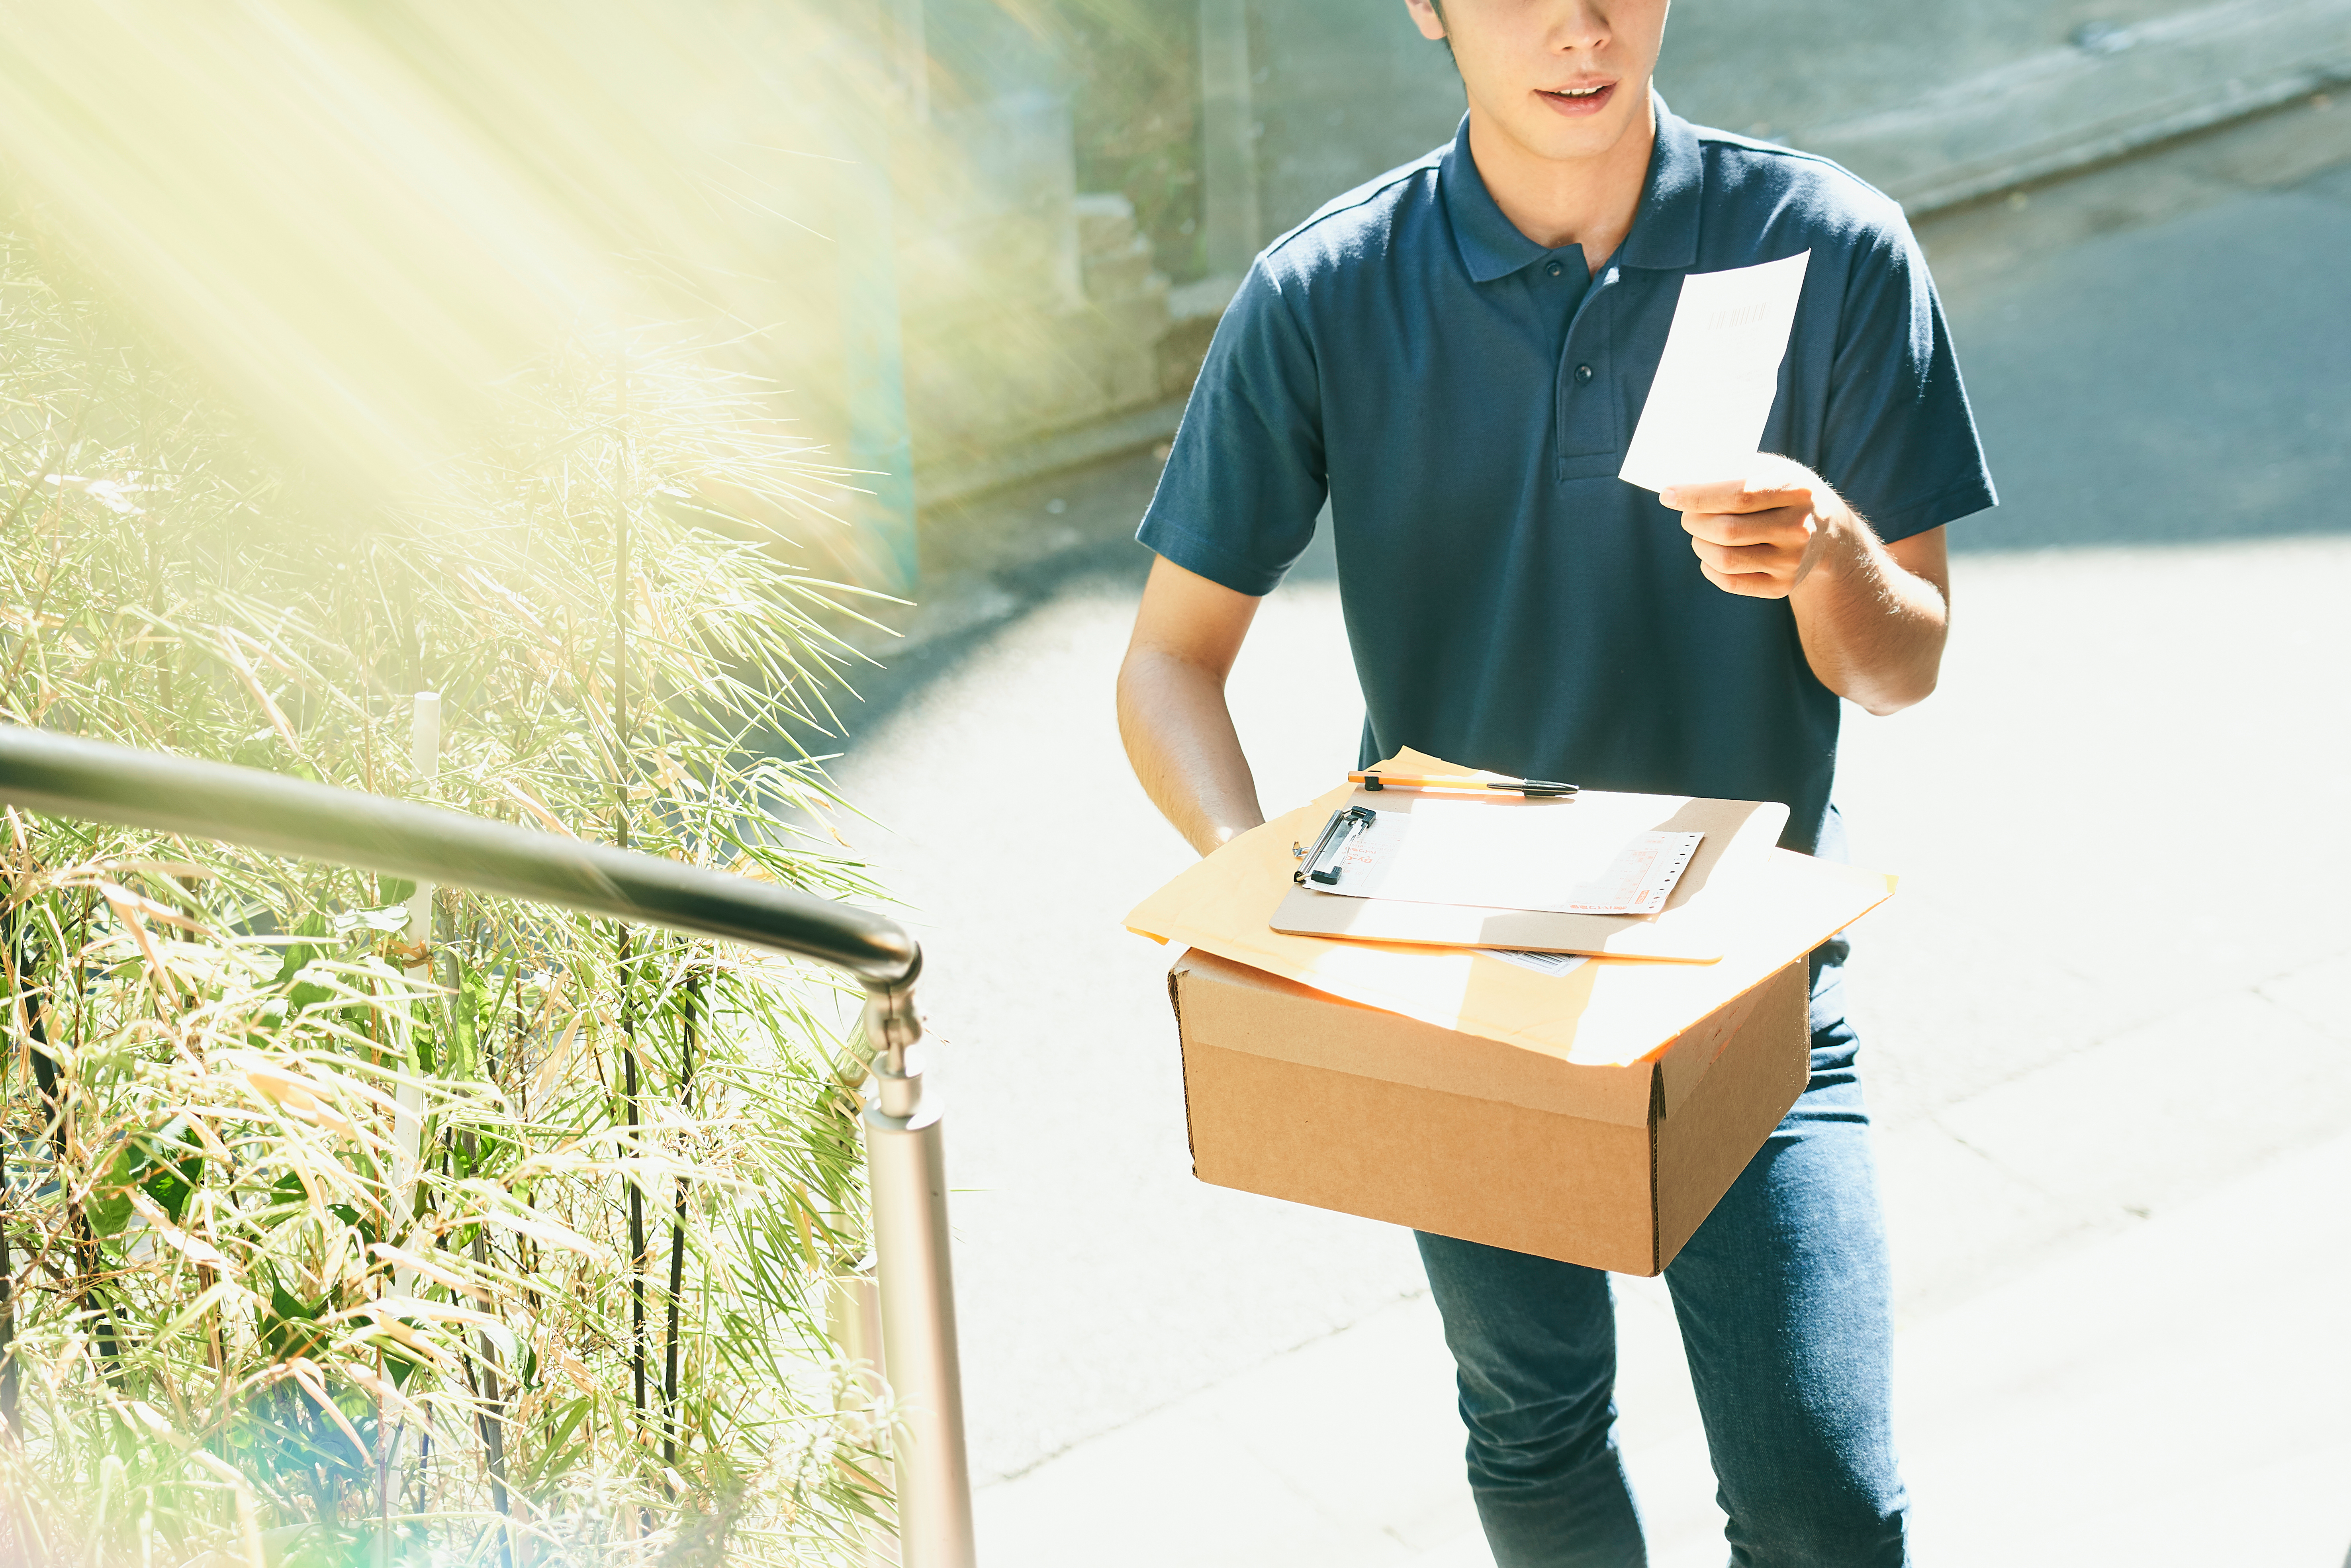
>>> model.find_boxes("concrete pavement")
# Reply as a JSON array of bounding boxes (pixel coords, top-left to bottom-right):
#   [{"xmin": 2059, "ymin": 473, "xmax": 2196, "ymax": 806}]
[
  {"xmin": 823, "ymin": 94, "xmax": 2351, "ymax": 1563},
  {"xmin": 969, "ymin": 1123, "xmax": 2351, "ymax": 1566}
]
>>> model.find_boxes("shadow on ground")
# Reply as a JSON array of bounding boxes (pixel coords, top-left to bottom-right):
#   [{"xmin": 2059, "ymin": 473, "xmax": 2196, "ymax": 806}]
[{"xmin": 1948, "ymin": 158, "xmax": 2351, "ymax": 554}]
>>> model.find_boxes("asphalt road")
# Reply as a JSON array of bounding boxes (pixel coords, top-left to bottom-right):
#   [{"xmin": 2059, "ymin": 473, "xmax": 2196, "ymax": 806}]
[{"xmin": 819, "ymin": 92, "xmax": 2351, "ymax": 1535}]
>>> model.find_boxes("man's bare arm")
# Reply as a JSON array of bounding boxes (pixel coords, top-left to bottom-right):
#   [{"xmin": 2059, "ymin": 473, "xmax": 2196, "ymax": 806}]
[
  {"xmin": 1117, "ymin": 554, "xmax": 1267, "ymax": 855},
  {"xmin": 1664, "ymin": 461, "xmax": 1950, "ymax": 716},
  {"xmin": 1791, "ymin": 523, "xmax": 1948, "ymax": 715}
]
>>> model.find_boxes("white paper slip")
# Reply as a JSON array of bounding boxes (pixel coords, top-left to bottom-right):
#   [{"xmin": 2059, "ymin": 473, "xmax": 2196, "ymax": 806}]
[
  {"xmin": 1619, "ymin": 250, "xmax": 1811, "ymax": 493},
  {"xmin": 1323, "ymin": 799, "xmax": 1705, "ymax": 917},
  {"xmin": 1566, "ymin": 830, "xmax": 1706, "ymax": 914},
  {"xmin": 1482, "ymin": 949, "xmax": 1591, "ymax": 978}
]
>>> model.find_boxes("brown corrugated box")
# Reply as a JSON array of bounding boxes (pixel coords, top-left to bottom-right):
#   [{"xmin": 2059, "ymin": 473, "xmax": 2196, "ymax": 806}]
[
  {"xmin": 1165, "ymin": 948, "xmax": 1811, "ymax": 1276},
  {"xmin": 1131, "ymin": 750, "xmax": 1895, "ymax": 1274}
]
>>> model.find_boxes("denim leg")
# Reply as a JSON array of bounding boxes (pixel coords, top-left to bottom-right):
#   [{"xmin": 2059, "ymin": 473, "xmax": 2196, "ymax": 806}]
[
  {"xmin": 1415, "ymin": 1231, "xmax": 1647, "ymax": 1568},
  {"xmin": 1662, "ymin": 996, "xmax": 1910, "ymax": 1568}
]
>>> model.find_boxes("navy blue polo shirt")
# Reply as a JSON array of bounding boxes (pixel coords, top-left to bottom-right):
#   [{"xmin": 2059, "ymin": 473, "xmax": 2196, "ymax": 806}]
[{"xmin": 1138, "ymin": 101, "xmax": 1995, "ymax": 861}]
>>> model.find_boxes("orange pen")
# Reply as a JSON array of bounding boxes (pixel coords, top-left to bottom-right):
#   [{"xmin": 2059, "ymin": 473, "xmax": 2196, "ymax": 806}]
[{"xmin": 1349, "ymin": 769, "xmax": 1578, "ymax": 797}]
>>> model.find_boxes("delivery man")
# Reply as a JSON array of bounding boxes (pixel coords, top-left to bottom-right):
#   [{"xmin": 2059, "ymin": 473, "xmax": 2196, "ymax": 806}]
[{"xmin": 1114, "ymin": 1, "xmax": 1993, "ymax": 1564}]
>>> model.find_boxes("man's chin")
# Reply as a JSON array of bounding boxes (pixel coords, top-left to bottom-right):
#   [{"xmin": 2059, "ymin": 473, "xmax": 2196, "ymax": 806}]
[{"xmin": 1499, "ymin": 109, "xmax": 1641, "ymax": 164}]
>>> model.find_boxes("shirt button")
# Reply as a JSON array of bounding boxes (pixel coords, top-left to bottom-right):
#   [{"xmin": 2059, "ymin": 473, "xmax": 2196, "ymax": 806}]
[
  {"xmin": 1574, "ymin": 363, "xmax": 1595, "ymax": 385},
  {"xmin": 1545, "ymin": 260, "xmax": 1564, "ymax": 277}
]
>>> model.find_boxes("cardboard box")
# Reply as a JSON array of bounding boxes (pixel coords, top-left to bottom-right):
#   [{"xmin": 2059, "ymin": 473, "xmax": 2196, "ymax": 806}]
[
  {"xmin": 1130, "ymin": 750, "xmax": 1893, "ymax": 1274},
  {"xmin": 1166, "ymin": 947, "xmax": 1812, "ymax": 1275}
]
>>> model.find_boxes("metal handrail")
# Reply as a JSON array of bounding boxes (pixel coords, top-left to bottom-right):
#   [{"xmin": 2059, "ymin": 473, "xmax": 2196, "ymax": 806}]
[{"xmin": 0, "ymin": 724, "xmax": 977, "ymax": 1567}]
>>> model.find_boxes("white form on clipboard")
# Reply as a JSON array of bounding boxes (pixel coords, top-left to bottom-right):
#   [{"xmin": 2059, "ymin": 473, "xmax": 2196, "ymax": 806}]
[{"xmin": 1318, "ymin": 797, "xmax": 1705, "ymax": 918}]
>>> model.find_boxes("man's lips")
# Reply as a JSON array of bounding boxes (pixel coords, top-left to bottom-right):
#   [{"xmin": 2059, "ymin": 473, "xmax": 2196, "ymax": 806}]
[{"xmin": 1536, "ymin": 81, "xmax": 1616, "ymax": 117}]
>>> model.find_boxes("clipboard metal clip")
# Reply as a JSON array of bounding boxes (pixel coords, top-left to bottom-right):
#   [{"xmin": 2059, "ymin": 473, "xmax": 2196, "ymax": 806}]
[{"xmin": 1292, "ymin": 804, "xmax": 1378, "ymax": 887}]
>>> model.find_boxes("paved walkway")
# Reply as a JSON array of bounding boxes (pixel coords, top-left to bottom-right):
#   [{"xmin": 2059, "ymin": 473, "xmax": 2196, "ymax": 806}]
[
  {"xmin": 826, "ymin": 96, "xmax": 2351, "ymax": 1564},
  {"xmin": 975, "ymin": 1131, "xmax": 2351, "ymax": 1566}
]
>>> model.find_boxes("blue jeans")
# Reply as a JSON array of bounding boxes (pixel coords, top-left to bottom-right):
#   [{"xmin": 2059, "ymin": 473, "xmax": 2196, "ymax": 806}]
[{"xmin": 1417, "ymin": 958, "xmax": 1908, "ymax": 1567}]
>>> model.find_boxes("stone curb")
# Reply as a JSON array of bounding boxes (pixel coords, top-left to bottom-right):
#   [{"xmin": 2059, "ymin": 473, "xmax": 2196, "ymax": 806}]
[{"xmin": 1801, "ymin": 0, "xmax": 2351, "ymax": 213}]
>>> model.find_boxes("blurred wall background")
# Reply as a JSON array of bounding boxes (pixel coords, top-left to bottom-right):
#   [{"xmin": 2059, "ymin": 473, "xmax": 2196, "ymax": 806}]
[
  {"xmin": 10, "ymin": 0, "xmax": 2339, "ymax": 597},
  {"xmin": 857, "ymin": 0, "xmax": 2348, "ymax": 573}
]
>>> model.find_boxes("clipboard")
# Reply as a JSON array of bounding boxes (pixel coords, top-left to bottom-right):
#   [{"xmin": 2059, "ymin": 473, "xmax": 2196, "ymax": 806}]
[
  {"xmin": 1270, "ymin": 786, "xmax": 1788, "ymax": 962},
  {"xmin": 1124, "ymin": 749, "xmax": 1897, "ymax": 1063}
]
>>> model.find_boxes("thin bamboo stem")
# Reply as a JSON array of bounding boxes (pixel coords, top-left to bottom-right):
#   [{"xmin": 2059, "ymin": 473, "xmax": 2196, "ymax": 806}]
[
  {"xmin": 0, "ymin": 1169, "xmax": 16, "ymax": 1443},
  {"xmin": 662, "ymin": 969, "xmax": 696, "ymax": 1467},
  {"xmin": 625, "ymin": 1016, "xmax": 646, "ymax": 1425},
  {"xmin": 0, "ymin": 900, "xmax": 22, "ymax": 1442},
  {"xmin": 612, "ymin": 350, "xmax": 651, "ymax": 1459}
]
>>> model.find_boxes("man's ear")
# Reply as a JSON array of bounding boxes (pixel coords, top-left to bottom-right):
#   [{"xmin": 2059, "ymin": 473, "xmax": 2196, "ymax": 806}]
[{"xmin": 1404, "ymin": 0, "xmax": 1448, "ymax": 44}]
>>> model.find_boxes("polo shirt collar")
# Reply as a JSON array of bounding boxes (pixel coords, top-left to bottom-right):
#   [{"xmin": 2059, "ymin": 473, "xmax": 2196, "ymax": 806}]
[
  {"xmin": 1440, "ymin": 115, "xmax": 1551, "ymax": 282},
  {"xmin": 1618, "ymin": 96, "xmax": 1701, "ymax": 272},
  {"xmin": 1440, "ymin": 92, "xmax": 1703, "ymax": 281}
]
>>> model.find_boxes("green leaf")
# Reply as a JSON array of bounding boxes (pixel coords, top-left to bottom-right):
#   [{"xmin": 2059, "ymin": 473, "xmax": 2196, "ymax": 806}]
[
  {"xmin": 275, "ymin": 909, "xmax": 334, "ymax": 991},
  {"xmin": 454, "ymin": 1130, "xmax": 510, "ymax": 1178},
  {"xmin": 270, "ymin": 1283, "xmax": 321, "ymax": 1321},
  {"xmin": 325, "ymin": 1201, "xmax": 378, "ymax": 1251},
  {"xmin": 85, "ymin": 1152, "xmax": 138, "ymax": 1237},
  {"xmin": 266, "ymin": 1169, "xmax": 311, "ymax": 1211},
  {"xmin": 259, "ymin": 1281, "xmax": 332, "ymax": 1361},
  {"xmin": 138, "ymin": 1117, "xmax": 205, "ymax": 1223},
  {"xmin": 88, "ymin": 1119, "xmax": 206, "ymax": 1235}
]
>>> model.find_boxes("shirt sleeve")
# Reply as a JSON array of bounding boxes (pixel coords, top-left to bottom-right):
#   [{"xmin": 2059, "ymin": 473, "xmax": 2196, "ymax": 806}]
[
  {"xmin": 1818, "ymin": 217, "xmax": 1997, "ymax": 542},
  {"xmin": 1135, "ymin": 261, "xmax": 1328, "ymax": 595}
]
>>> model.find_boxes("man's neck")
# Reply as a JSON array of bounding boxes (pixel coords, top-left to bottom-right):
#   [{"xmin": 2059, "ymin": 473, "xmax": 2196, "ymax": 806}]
[{"xmin": 1466, "ymin": 91, "xmax": 1657, "ymax": 271}]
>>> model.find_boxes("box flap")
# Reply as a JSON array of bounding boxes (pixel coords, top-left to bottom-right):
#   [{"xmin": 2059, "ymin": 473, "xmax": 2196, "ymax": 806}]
[{"xmin": 1129, "ymin": 748, "xmax": 1894, "ymax": 1070}]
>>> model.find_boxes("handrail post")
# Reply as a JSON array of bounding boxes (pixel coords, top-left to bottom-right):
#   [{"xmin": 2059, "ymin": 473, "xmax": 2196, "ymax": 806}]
[{"xmin": 861, "ymin": 981, "xmax": 976, "ymax": 1568}]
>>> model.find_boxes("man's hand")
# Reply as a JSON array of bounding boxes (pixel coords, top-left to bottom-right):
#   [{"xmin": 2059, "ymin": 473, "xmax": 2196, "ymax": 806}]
[
  {"xmin": 1661, "ymin": 458, "xmax": 1838, "ymax": 599},
  {"xmin": 1661, "ymin": 457, "xmax": 1953, "ymax": 716}
]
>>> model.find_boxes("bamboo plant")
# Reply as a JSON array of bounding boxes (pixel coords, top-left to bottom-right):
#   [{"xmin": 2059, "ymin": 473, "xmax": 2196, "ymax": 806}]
[{"xmin": 0, "ymin": 229, "xmax": 902, "ymax": 1566}]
